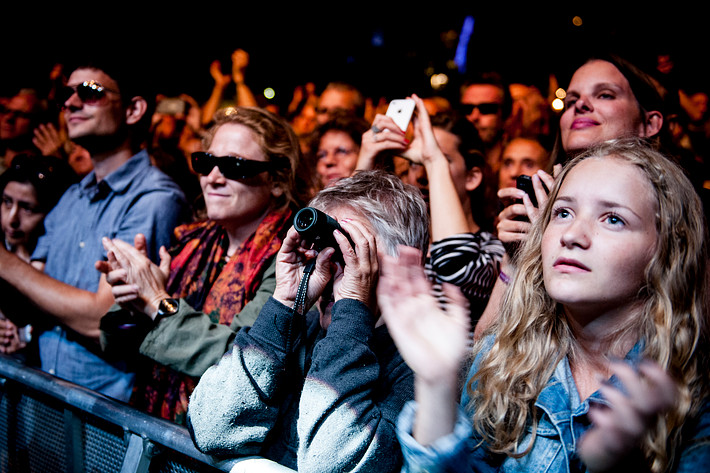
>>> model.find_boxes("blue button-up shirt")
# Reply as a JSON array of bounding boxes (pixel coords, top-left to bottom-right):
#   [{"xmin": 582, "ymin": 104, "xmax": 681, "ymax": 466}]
[
  {"xmin": 397, "ymin": 338, "xmax": 710, "ymax": 472},
  {"xmin": 33, "ymin": 150, "xmax": 187, "ymax": 401}
]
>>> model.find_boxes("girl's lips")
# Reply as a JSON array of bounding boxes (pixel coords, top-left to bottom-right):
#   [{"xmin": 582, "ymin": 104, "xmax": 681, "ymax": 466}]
[{"xmin": 553, "ymin": 257, "xmax": 591, "ymax": 272}]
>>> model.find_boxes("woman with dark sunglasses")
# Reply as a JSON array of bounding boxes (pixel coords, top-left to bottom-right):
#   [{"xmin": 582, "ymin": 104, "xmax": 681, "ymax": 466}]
[
  {"xmin": 0, "ymin": 153, "xmax": 76, "ymax": 363},
  {"xmin": 98, "ymin": 106, "xmax": 302, "ymax": 425}
]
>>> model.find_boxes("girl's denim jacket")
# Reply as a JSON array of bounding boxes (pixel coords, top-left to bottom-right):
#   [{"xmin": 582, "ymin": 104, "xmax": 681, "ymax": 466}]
[{"xmin": 397, "ymin": 337, "xmax": 710, "ymax": 472}]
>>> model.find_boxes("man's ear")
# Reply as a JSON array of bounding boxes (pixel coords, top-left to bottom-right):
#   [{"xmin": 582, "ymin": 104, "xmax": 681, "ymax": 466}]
[
  {"xmin": 125, "ymin": 97, "xmax": 148, "ymax": 125},
  {"xmin": 465, "ymin": 166, "xmax": 483, "ymax": 192},
  {"xmin": 643, "ymin": 110, "xmax": 663, "ymax": 138}
]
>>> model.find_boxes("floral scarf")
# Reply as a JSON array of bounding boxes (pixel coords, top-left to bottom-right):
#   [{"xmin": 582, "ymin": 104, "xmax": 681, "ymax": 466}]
[{"xmin": 130, "ymin": 206, "xmax": 293, "ymax": 424}]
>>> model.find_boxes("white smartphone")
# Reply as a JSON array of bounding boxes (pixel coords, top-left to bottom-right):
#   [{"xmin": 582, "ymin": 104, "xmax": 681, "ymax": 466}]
[{"xmin": 386, "ymin": 98, "xmax": 415, "ymax": 132}]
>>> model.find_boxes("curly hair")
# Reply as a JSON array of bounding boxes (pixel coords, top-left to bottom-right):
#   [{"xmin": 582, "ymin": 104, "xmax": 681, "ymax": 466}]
[
  {"xmin": 202, "ymin": 106, "xmax": 304, "ymax": 207},
  {"xmin": 468, "ymin": 138, "xmax": 709, "ymax": 472}
]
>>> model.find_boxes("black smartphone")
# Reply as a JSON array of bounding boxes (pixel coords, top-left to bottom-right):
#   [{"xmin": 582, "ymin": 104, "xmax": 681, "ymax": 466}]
[{"xmin": 516, "ymin": 174, "xmax": 548, "ymax": 208}]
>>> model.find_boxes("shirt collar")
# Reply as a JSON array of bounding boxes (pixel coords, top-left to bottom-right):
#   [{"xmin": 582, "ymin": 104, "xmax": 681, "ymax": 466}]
[{"xmin": 79, "ymin": 150, "xmax": 151, "ymax": 196}]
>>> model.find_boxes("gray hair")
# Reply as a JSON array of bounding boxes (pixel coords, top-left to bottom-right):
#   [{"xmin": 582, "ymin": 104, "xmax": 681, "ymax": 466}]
[{"xmin": 308, "ymin": 170, "xmax": 430, "ymax": 259}]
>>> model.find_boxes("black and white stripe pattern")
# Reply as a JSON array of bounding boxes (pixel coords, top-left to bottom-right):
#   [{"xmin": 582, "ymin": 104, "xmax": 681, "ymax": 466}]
[{"xmin": 424, "ymin": 232, "xmax": 505, "ymax": 323}]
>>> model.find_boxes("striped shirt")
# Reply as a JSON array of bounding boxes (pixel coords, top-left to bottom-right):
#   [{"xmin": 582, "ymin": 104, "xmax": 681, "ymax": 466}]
[{"xmin": 425, "ymin": 232, "xmax": 504, "ymax": 325}]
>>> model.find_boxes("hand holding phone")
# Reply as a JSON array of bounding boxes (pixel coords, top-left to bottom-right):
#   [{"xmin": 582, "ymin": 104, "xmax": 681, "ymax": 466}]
[
  {"xmin": 516, "ymin": 174, "xmax": 548, "ymax": 208},
  {"xmin": 386, "ymin": 98, "xmax": 415, "ymax": 132}
]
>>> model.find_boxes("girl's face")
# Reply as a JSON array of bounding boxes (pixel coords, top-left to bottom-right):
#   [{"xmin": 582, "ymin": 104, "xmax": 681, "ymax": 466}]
[
  {"xmin": 541, "ymin": 156, "xmax": 658, "ymax": 324},
  {"xmin": 560, "ymin": 60, "xmax": 649, "ymax": 154},
  {"xmin": 2, "ymin": 181, "xmax": 46, "ymax": 249}
]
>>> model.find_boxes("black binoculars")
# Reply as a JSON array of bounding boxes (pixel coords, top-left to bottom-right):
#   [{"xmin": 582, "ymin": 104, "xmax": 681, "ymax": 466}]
[{"xmin": 293, "ymin": 207, "xmax": 355, "ymax": 260}]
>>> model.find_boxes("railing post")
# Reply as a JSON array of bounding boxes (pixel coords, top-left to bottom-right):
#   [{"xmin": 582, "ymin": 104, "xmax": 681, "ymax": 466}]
[{"xmin": 120, "ymin": 433, "xmax": 158, "ymax": 473}]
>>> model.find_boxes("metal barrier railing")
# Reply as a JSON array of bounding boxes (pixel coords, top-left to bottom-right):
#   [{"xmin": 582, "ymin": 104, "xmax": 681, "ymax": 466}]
[{"xmin": 0, "ymin": 354, "xmax": 278, "ymax": 473}]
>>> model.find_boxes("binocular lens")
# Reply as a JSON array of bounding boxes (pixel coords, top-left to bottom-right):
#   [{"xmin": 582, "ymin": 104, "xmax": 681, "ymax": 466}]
[{"xmin": 294, "ymin": 208, "xmax": 316, "ymax": 230}]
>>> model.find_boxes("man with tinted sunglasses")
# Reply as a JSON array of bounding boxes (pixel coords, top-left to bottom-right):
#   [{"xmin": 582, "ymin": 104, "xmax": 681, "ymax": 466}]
[
  {"xmin": 459, "ymin": 71, "xmax": 511, "ymax": 173},
  {"xmin": 0, "ymin": 57, "xmax": 188, "ymax": 402}
]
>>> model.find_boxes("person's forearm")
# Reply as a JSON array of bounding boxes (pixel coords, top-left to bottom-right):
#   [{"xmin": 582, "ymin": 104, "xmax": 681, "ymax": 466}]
[
  {"xmin": 235, "ymin": 82, "xmax": 258, "ymax": 107},
  {"xmin": 412, "ymin": 374, "xmax": 460, "ymax": 446},
  {"xmin": 0, "ymin": 253, "xmax": 112, "ymax": 339},
  {"xmin": 425, "ymin": 158, "xmax": 470, "ymax": 240},
  {"xmin": 201, "ymin": 83, "xmax": 228, "ymax": 126}
]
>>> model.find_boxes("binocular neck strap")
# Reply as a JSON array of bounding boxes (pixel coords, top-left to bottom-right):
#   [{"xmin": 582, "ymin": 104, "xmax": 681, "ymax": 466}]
[{"xmin": 294, "ymin": 260, "xmax": 317, "ymax": 316}]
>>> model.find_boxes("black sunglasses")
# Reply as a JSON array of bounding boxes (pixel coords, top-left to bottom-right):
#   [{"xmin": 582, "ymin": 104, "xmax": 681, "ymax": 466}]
[
  {"xmin": 61, "ymin": 80, "xmax": 120, "ymax": 105},
  {"xmin": 460, "ymin": 102, "xmax": 501, "ymax": 115},
  {"xmin": 191, "ymin": 152, "xmax": 280, "ymax": 180}
]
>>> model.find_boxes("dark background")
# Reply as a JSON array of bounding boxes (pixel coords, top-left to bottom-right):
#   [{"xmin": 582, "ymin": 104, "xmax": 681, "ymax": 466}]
[{"xmin": 3, "ymin": 5, "xmax": 708, "ymax": 110}]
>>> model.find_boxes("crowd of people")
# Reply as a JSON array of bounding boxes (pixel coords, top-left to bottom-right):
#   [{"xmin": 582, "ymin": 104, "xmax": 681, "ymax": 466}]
[{"xmin": 1, "ymin": 40, "xmax": 710, "ymax": 472}]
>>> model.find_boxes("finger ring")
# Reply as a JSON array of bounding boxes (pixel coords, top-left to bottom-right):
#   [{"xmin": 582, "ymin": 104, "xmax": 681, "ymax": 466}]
[{"xmin": 371, "ymin": 124, "xmax": 382, "ymax": 134}]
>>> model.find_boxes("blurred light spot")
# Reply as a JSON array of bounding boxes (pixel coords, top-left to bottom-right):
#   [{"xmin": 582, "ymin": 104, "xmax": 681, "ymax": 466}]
[
  {"xmin": 371, "ymin": 29, "xmax": 384, "ymax": 47},
  {"xmin": 552, "ymin": 98, "xmax": 565, "ymax": 111},
  {"xmin": 263, "ymin": 88, "xmax": 275, "ymax": 100},
  {"xmin": 555, "ymin": 88, "xmax": 567, "ymax": 99},
  {"xmin": 572, "ymin": 16, "xmax": 583, "ymax": 27},
  {"xmin": 430, "ymin": 73, "xmax": 449, "ymax": 90}
]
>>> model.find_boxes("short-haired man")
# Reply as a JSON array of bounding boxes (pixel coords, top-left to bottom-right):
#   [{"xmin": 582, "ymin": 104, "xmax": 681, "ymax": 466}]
[
  {"xmin": 459, "ymin": 72, "xmax": 511, "ymax": 173},
  {"xmin": 0, "ymin": 58, "xmax": 188, "ymax": 401}
]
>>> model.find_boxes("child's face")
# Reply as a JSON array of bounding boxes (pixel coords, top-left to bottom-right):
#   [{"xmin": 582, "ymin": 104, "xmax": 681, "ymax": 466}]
[{"xmin": 541, "ymin": 156, "xmax": 658, "ymax": 324}]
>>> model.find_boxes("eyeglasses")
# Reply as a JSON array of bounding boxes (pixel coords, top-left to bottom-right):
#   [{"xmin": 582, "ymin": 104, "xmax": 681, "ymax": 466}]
[
  {"xmin": 315, "ymin": 147, "xmax": 358, "ymax": 160},
  {"xmin": 460, "ymin": 102, "xmax": 501, "ymax": 115},
  {"xmin": 191, "ymin": 152, "xmax": 281, "ymax": 180},
  {"xmin": 61, "ymin": 80, "xmax": 120, "ymax": 105}
]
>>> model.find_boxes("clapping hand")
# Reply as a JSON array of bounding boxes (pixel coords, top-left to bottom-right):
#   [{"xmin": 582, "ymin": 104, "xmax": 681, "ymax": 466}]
[{"xmin": 578, "ymin": 360, "xmax": 678, "ymax": 472}]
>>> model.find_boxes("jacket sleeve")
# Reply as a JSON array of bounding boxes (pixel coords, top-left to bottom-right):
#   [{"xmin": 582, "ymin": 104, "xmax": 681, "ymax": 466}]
[
  {"xmin": 187, "ymin": 296, "xmax": 301, "ymax": 457},
  {"xmin": 137, "ymin": 258, "xmax": 277, "ymax": 377},
  {"xmin": 296, "ymin": 298, "xmax": 414, "ymax": 473}
]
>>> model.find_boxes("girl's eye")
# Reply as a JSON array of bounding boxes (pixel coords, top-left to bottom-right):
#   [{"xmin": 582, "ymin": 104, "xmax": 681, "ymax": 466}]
[
  {"xmin": 605, "ymin": 213, "xmax": 625, "ymax": 225},
  {"xmin": 552, "ymin": 207, "xmax": 571, "ymax": 219}
]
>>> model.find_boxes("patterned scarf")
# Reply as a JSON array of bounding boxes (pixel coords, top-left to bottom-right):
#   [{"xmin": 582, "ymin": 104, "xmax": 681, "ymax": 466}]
[{"xmin": 130, "ymin": 206, "xmax": 294, "ymax": 424}]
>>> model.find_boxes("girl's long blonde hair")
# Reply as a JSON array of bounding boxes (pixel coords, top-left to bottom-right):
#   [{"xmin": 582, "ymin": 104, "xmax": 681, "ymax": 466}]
[{"xmin": 469, "ymin": 138, "xmax": 709, "ymax": 472}]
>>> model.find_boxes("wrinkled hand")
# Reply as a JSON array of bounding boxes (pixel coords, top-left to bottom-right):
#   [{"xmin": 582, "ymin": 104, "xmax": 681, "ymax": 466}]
[
  {"xmin": 578, "ymin": 360, "xmax": 678, "ymax": 472},
  {"xmin": 33, "ymin": 123, "xmax": 65, "ymax": 157},
  {"xmin": 272, "ymin": 226, "xmax": 337, "ymax": 311},
  {"xmin": 332, "ymin": 217, "xmax": 379, "ymax": 311},
  {"xmin": 99, "ymin": 234, "xmax": 171, "ymax": 318},
  {"xmin": 0, "ymin": 317, "xmax": 27, "ymax": 354},
  {"xmin": 378, "ymin": 246, "xmax": 472, "ymax": 384}
]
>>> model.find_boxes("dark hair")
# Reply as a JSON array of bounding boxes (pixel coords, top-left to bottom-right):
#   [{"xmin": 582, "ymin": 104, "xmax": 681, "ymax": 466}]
[
  {"xmin": 0, "ymin": 153, "xmax": 77, "ymax": 212},
  {"xmin": 310, "ymin": 111, "xmax": 370, "ymax": 151},
  {"xmin": 66, "ymin": 54, "xmax": 157, "ymax": 150}
]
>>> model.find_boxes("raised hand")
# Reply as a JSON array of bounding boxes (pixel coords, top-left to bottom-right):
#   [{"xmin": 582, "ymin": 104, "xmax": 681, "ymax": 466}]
[
  {"xmin": 578, "ymin": 360, "xmax": 679, "ymax": 472},
  {"xmin": 331, "ymin": 217, "xmax": 379, "ymax": 312},
  {"xmin": 377, "ymin": 245, "xmax": 471, "ymax": 384}
]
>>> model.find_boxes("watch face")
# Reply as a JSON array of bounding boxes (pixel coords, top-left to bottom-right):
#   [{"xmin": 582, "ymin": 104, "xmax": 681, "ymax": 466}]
[{"xmin": 159, "ymin": 298, "xmax": 179, "ymax": 316}]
